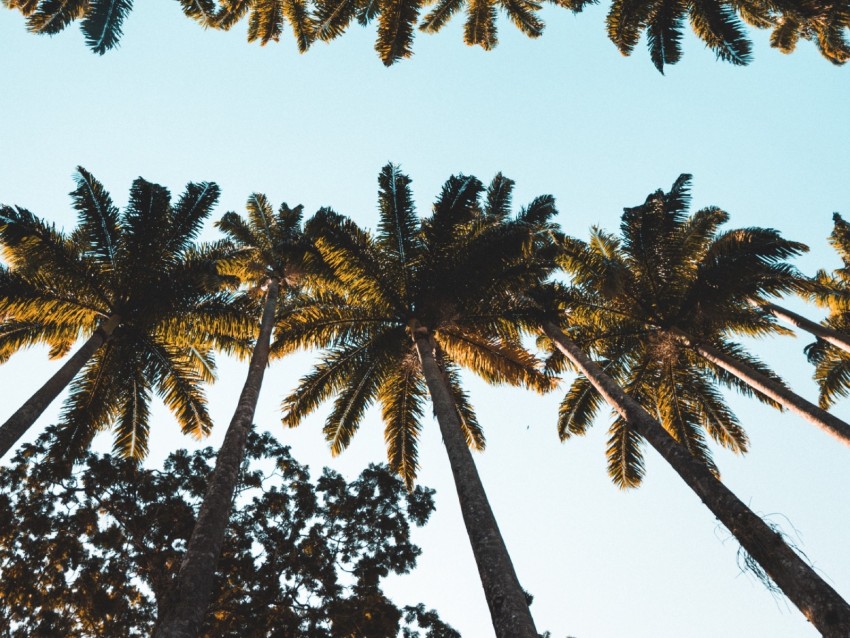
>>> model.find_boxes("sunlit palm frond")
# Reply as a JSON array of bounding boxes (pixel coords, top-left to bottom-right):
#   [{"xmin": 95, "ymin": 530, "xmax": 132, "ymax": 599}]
[
  {"xmin": 442, "ymin": 361, "xmax": 485, "ymax": 450},
  {"xmin": 380, "ymin": 362, "xmax": 426, "ymax": 488},
  {"xmin": 436, "ymin": 326, "xmax": 554, "ymax": 393},
  {"xmin": 376, "ymin": 0, "xmax": 422, "ymax": 64},
  {"xmin": 112, "ymin": 368, "xmax": 152, "ymax": 459},
  {"xmin": 146, "ymin": 338, "xmax": 213, "ymax": 440},
  {"xmin": 606, "ymin": 416, "xmax": 645, "ymax": 489}
]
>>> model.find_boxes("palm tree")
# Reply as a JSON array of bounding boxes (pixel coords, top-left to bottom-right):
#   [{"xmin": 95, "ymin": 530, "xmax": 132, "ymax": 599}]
[
  {"xmin": 556, "ymin": 174, "xmax": 850, "ymax": 451},
  {"xmin": 152, "ymin": 195, "xmax": 316, "ymax": 638},
  {"xmin": 416, "ymin": 0, "xmax": 553, "ymax": 55},
  {"xmin": 0, "ymin": 168, "xmax": 246, "ymax": 462},
  {"xmin": 533, "ymin": 295, "xmax": 850, "ymax": 636},
  {"xmin": 275, "ymin": 164, "xmax": 557, "ymax": 637},
  {"xmin": 604, "ymin": 0, "xmax": 849, "ymax": 72},
  {"xmin": 7, "ymin": 0, "xmax": 848, "ymax": 67},
  {"xmin": 804, "ymin": 213, "xmax": 850, "ymax": 407}
]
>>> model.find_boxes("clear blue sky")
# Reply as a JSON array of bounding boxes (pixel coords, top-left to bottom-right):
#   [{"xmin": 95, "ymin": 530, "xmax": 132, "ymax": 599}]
[{"xmin": 1, "ymin": 3, "xmax": 849, "ymax": 636}]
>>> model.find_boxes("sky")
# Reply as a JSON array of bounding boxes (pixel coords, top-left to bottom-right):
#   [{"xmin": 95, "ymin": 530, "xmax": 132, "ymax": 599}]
[{"xmin": 1, "ymin": 3, "xmax": 849, "ymax": 637}]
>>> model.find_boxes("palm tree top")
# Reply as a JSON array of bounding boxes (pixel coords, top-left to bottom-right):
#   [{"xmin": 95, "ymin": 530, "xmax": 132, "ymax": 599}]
[
  {"xmin": 276, "ymin": 163, "xmax": 557, "ymax": 486},
  {"xmin": 5, "ymin": 0, "xmax": 848, "ymax": 68},
  {"xmin": 545, "ymin": 175, "xmax": 813, "ymax": 486},
  {"xmin": 0, "ymin": 168, "xmax": 249, "ymax": 460}
]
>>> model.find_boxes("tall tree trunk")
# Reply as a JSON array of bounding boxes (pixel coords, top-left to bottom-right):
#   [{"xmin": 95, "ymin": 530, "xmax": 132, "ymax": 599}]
[
  {"xmin": 672, "ymin": 329, "xmax": 850, "ymax": 447},
  {"xmin": 412, "ymin": 325, "xmax": 538, "ymax": 638},
  {"xmin": 153, "ymin": 281, "xmax": 279, "ymax": 638},
  {"xmin": 542, "ymin": 320, "xmax": 850, "ymax": 637},
  {"xmin": 759, "ymin": 300, "xmax": 850, "ymax": 355},
  {"xmin": 0, "ymin": 314, "xmax": 121, "ymax": 460}
]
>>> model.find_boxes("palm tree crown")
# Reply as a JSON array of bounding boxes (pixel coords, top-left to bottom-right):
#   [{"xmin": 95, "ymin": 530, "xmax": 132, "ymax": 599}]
[
  {"xmin": 551, "ymin": 174, "xmax": 811, "ymax": 486},
  {"xmin": 276, "ymin": 163, "xmax": 556, "ymax": 484},
  {"xmin": 0, "ymin": 168, "xmax": 246, "ymax": 461},
  {"xmin": 805, "ymin": 213, "xmax": 850, "ymax": 407}
]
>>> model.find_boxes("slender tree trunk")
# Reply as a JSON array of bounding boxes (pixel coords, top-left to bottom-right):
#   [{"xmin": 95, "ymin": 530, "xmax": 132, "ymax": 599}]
[
  {"xmin": 758, "ymin": 300, "xmax": 850, "ymax": 355},
  {"xmin": 412, "ymin": 325, "xmax": 538, "ymax": 638},
  {"xmin": 542, "ymin": 320, "xmax": 850, "ymax": 637},
  {"xmin": 672, "ymin": 329, "xmax": 850, "ymax": 448},
  {"xmin": 153, "ymin": 281, "xmax": 279, "ymax": 638},
  {"xmin": 0, "ymin": 314, "xmax": 121, "ymax": 460}
]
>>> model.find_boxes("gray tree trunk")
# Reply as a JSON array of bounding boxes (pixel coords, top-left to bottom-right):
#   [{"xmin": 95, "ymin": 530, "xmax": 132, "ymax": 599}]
[
  {"xmin": 760, "ymin": 301, "xmax": 850, "ymax": 355},
  {"xmin": 153, "ymin": 281, "xmax": 279, "ymax": 638},
  {"xmin": 0, "ymin": 314, "xmax": 121, "ymax": 460},
  {"xmin": 412, "ymin": 326, "xmax": 539, "ymax": 638},
  {"xmin": 673, "ymin": 330, "xmax": 850, "ymax": 447},
  {"xmin": 542, "ymin": 320, "xmax": 850, "ymax": 637}
]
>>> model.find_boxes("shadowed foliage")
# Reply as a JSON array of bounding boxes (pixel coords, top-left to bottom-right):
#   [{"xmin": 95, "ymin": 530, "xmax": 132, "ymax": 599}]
[
  {"xmin": 548, "ymin": 174, "xmax": 814, "ymax": 486},
  {"xmin": 3, "ymin": 0, "xmax": 847, "ymax": 68},
  {"xmin": 277, "ymin": 163, "xmax": 556, "ymax": 636},
  {"xmin": 805, "ymin": 213, "xmax": 850, "ymax": 407},
  {"xmin": 0, "ymin": 427, "xmax": 458, "ymax": 637},
  {"xmin": 0, "ymin": 168, "xmax": 248, "ymax": 463}
]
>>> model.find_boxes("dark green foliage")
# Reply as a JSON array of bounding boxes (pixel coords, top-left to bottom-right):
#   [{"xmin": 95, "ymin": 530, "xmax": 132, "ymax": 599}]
[
  {"xmin": 0, "ymin": 428, "xmax": 458, "ymax": 637},
  {"xmin": 551, "ymin": 175, "xmax": 808, "ymax": 487},
  {"xmin": 278, "ymin": 163, "xmax": 556, "ymax": 488},
  {"xmin": 0, "ymin": 169, "xmax": 250, "ymax": 461},
  {"xmin": 4, "ymin": 0, "xmax": 848, "ymax": 68},
  {"xmin": 805, "ymin": 213, "xmax": 850, "ymax": 407}
]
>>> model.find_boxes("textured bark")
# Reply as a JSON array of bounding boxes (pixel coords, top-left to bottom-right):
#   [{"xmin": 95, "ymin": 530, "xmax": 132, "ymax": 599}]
[
  {"xmin": 760, "ymin": 301, "xmax": 850, "ymax": 355},
  {"xmin": 543, "ymin": 320, "xmax": 850, "ymax": 637},
  {"xmin": 412, "ymin": 327, "xmax": 538, "ymax": 638},
  {"xmin": 0, "ymin": 314, "xmax": 121, "ymax": 460},
  {"xmin": 673, "ymin": 330, "xmax": 850, "ymax": 448},
  {"xmin": 153, "ymin": 281, "xmax": 279, "ymax": 638}
]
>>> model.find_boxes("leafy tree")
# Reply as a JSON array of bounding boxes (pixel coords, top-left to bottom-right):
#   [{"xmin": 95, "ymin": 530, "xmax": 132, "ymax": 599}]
[
  {"xmin": 0, "ymin": 168, "xmax": 247, "ymax": 463},
  {"xmin": 0, "ymin": 428, "xmax": 458, "ymax": 637},
  {"xmin": 4, "ymin": 0, "xmax": 848, "ymax": 68},
  {"xmin": 276, "ymin": 164, "xmax": 557, "ymax": 637},
  {"xmin": 153, "ymin": 196, "xmax": 319, "ymax": 637},
  {"xmin": 553, "ymin": 174, "xmax": 850, "ymax": 472}
]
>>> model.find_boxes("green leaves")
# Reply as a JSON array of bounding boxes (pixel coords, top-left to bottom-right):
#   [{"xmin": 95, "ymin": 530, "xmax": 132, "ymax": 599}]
[
  {"xmin": 0, "ymin": 170, "xmax": 239, "ymax": 463},
  {"xmin": 81, "ymin": 0, "xmax": 133, "ymax": 53},
  {"xmin": 0, "ymin": 430, "xmax": 454, "ymax": 636},
  {"xmin": 283, "ymin": 164, "xmax": 554, "ymax": 486},
  {"xmin": 557, "ymin": 174, "xmax": 804, "ymax": 484}
]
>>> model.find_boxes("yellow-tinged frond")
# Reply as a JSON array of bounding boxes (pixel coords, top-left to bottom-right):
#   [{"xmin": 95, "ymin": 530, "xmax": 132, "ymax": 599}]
[
  {"xmin": 436, "ymin": 326, "xmax": 555, "ymax": 393},
  {"xmin": 606, "ymin": 416, "xmax": 645, "ymax": 489},
  {"xmin": 379, "ymin": 362, "xmax": 426, "ymax": 488},
  {"xmin": 112, "ymin": 372, "xmax": 151, "ymax": 459}
]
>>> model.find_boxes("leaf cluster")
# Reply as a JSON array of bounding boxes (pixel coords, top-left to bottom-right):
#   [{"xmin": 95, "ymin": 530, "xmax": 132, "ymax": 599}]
[
  {"xmin": 551, "ymin": 174, "xmax": 807, "ymax": 487},
  {"xmin": 5, "ymin": 0, "xmax": 848, "ymax": 68},
  {"xmin": 0, "ymin": 427, "xmax": 458, "ymax": 637},
  {"xmin": 278, "ymin": 163, "xmax": 558, "ymax": 487},
  {"xmin": 0, "ymin": 168, "xmax": 253, "ymax": 461}
]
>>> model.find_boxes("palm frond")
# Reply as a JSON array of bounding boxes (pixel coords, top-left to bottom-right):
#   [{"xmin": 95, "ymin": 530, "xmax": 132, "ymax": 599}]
[
  {"xmin": 606, "ymin": 416, "xmax": 645, "ymax": 488},
  {"xmin": 419, "ymin": 0, "xmax": 463, "ymax": 32},
  {"xmin": 379, "ymin": 362, "xmax": 426, "ymax": 488},
  {"xmin": 80, "ymin": 0, "xmax": 133, "ymax": 53},
  {"xmin": 436, "ymin": 326, "xmax": 554, "ymax": 393},
  {"xmin": 376, "ymin": 0, "xmax": 422, "ymax": 64},
  {"xmin": 112, "ymin": 368, "xmax": 151, "ymax": 458},
  {"xmin": 26, "ymin": 0, "xmax": 88, "ymax": 35}
]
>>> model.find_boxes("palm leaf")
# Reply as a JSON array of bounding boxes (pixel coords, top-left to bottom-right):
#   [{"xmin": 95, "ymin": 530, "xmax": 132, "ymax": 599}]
[
  {"xmin": 26, "ymin": 0, "xmax": 88, "ymax": 35},
  {"xmin": 606, "ymin": 416, "xmax": 645, "ymax": 489},
  {"xmin": 418, "ymin": 0, "xmax": 463, "ymax": 32},
  {"xmin": 380, "ymin": 362, "xmax": 426, "ymax": 488},
  {"xmin": 376, "ymin": 0, "xmax": 423, "ymax": 64},
  {"xmin": 80, "ymin": 0, "xmax": 133, "ymax": 53}
]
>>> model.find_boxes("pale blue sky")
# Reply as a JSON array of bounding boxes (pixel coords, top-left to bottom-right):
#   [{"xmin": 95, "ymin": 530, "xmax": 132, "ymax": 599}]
[{"xmin": 1, "ymin": 3, "xmax": 849, "ymax": 636}]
